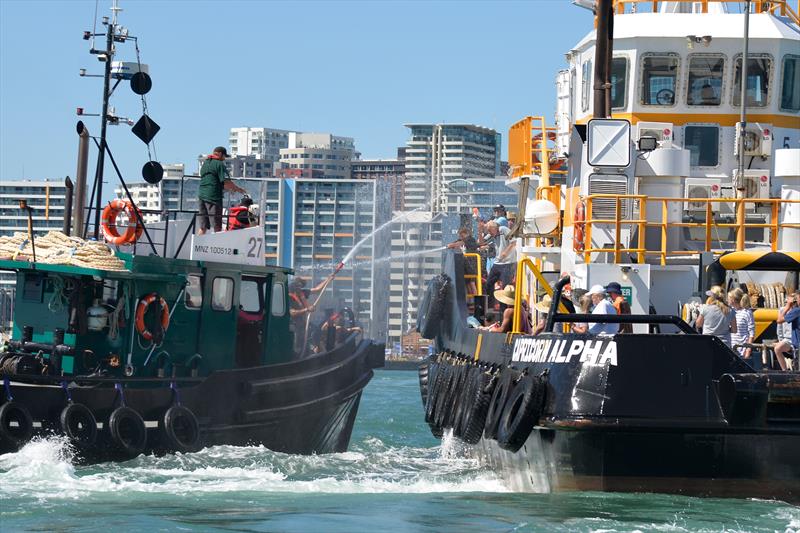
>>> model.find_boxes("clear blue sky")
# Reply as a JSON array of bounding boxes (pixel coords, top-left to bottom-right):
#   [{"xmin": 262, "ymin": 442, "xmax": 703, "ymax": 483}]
[{"xmin": 0, "ymin": 0, "xmax": 592, "ymax": 195}]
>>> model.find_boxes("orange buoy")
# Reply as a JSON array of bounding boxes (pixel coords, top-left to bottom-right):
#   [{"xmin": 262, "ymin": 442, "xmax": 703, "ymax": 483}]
[
  {"xmin": 101, "ymin": 199, "xmax": 142, "ymax": 245},
  {"xmin": 135, "ymin": 293, "xmax": 170, "ymax": 342},
  {"xmin": 573, "ymin": 200, "xmax": 586, "ymax": 253}
]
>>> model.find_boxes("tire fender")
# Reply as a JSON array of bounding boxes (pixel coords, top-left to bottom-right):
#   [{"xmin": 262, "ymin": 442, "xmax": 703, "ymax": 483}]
[
  {"xmin": 108, "ymin": 406, "xmax": 147, "ymax": 458},
  {"xmin": 160, "ymin": 405, "xmax": 201, "ymax": 453},
  {"xmin": 60, "ymin": 403, "xmax": 98, "ymax": 446},
  {"xmin": 0, "ymin": 401, "xmax": 33, "ymax": 447},
  {"xmin": 483, "ymin": 369, "xmax": 519, "ymax": 440},
  {"xmin": 496, "ymin": 375, "xmax": 547, "ymax": 452}
]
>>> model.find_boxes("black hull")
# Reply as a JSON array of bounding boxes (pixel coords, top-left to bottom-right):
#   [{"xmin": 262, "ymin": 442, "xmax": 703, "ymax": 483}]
[
  {"xmin": 419, "ymin": 253, "xmax": 800, "ymax": 503},
  {"xmin": 0, "ymin": 335, "xmax": 384, "ymax": 461}
]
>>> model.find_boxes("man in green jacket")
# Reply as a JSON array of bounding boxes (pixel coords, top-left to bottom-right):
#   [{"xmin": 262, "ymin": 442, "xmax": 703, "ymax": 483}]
[{"xmin": 197, "ymin": 146, "xmax": 247, "ymax": 234}]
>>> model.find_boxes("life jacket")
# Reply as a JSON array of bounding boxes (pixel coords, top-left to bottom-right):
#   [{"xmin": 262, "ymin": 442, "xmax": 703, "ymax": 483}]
[{"xmin": 228, "ymin": 206, "xmax": 251, "ymax": 230}]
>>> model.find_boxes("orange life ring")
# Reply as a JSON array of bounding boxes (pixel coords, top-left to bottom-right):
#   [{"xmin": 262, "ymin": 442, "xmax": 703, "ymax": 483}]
[
  {"xmin": 573, "ymin": 200, "xmax": 586, "ymax": 253},
  {"xmin": 101, "ymin": 199, "xmax": 143, "ymax": 245},
  {"xmin": 135, "ymin": 293, "xmax": 170, "ymax": 342}
]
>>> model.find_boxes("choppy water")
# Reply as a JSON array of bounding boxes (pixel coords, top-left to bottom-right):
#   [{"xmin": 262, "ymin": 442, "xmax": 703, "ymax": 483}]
[{"xmin": 1, "ymin": 371, "xmax": 797, "ymax": 532}]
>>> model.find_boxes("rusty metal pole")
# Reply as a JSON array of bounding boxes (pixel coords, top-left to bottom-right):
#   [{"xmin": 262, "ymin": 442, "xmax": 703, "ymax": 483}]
[{"xmin": 593, "ymin": 0, "xmax": 614, "ymax": 118}]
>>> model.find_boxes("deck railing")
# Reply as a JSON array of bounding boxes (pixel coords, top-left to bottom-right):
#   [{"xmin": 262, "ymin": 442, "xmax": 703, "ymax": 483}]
[
  {"xmin": 463, "ymin": 252, "xmax": 483, "ymax": 297},
  {"xmin": 583, "ymin": 194, "xmax": 800, "ymax": 265},
  {"xmin": 612, "ymin": 0, "xmax": 799, "ymax": 25}
]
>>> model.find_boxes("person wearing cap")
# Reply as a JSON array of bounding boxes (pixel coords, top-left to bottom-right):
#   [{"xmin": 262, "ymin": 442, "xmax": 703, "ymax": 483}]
[
  {"xmin": 695, "ymin": 285, "xmax": 736, "ymax": 347},
  {"xmin": 606, "ymin": 282, "xmax": 632, "ymax": 333},
  {"xmin": 587, "ymin": 284, "xmax": 619, "ymax": 335},
  {"xmin": 488, "ymin": 285, "xmax": 531, "ymax": 333},
  {"xmin": 492, "ymin": 204, "xmax": 507, "ymax": 220},
  {"xmin": 197, "ymin": 146, "xmax": 247, "ymax": 235}
]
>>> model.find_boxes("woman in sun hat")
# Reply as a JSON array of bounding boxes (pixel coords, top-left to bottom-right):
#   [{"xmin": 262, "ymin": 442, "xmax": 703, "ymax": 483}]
[{"xmin": 489, "ymin": 285, "xmax": 531, "ymax": 333}]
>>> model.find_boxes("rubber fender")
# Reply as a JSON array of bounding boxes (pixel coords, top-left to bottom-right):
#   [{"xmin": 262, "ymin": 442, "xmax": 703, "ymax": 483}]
[
  {"xmin": 496, "ymin": 375, "xmax": 547, "ymax": 453},
  {"xmin": 60, "ymin": 403, "xmax": 98, "ymax": 446},
  {"xmin": 425, "ymin": 359, "xmax": 448, "ymax": 425},
  {"xmin": 417, "ymin": 274, "xmax": 450, "ymax": 339},
  {"xmin": 434, "ymin": 363, "xmax": 458, "ymax": 429},
  {"xmin": 483, "ymin": 369, "xmax": 519, "ymax": 441},
  {"xmin": 443, "ymin": 364, "xmax": 470, "ymax": 429},
  {"xmin": 0, "ymin": 401, "xmax": 33, "ymax": 447},
  {"xmin": 160, "ymin": 405, "xmax": 201, "ymax": 453},
  {"xmin": 453, "ymin": 366, "xmax": 480, "ymax": 438},
  {"xmin": 459, "ymin": 370, "xmax": 495, "ymax": 445},
  {"xmin": 418, "ymin": 356, "xmax": 433, "ymax": 407},
  {"xmin": 108, "ymin": 406, "xmax": 147, "ymax": 458}
]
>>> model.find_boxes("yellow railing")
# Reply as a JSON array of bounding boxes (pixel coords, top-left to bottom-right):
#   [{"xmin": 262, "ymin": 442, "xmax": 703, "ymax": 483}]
[
  {"xmin": 508, "ymin": 116, "xmax": 567, "ymax": 182},
  {"xmin": 583, "ymin": 194, "xmax": 800, "ymax": 265},
  {"xmin": 512, "ymin": 257, "xmax": 571, "ymax": 334},
  {"xmin": 463, "ymin": 252, "xmax": 483, "ymax": 297},
  {"xmin": 612, "ymin": 0, "xmax": 799, "ymax": 25}
]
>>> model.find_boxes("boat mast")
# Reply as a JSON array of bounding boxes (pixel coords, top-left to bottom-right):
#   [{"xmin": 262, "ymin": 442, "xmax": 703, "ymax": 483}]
[
  {"xmin": 593, "ymin": 0, "xmax": 614, "ymax": 118},
  {"xmin": 91, "ymin": 2, "xmax": 118, "ymax": 239},
  {"xmin": 736, "ymin": 0, "xmax": 751, "ymax": 195}
]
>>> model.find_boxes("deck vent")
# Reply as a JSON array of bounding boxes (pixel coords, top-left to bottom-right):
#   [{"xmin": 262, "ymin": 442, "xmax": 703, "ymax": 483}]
[{"xmin": 588, "ymin": 175, "xmax": 629, "ymax": 221}]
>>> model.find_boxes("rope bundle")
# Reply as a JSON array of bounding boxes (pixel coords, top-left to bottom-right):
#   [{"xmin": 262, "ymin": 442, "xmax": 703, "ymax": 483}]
[{"xmin": 0, "ymin": 231, "xmax": 127, "ymax": 271}]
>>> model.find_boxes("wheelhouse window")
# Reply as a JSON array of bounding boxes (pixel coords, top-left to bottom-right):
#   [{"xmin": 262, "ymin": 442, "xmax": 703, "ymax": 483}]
[
  {"xmin": 687, "ymin": 54, "xmax": 725, "ymax": 106},
  {"xmin": 185, "ymin": 275, "xmax": 203, "ymax": 309},
  {"xmin": 640, "ymin": 54, "xmax": 679, "ymax": 106},
  {"xmin": 211, "ymin": 277, "xmax": 234, "ymax": 312},
  {"xmin": 271, "ymin": 282, "xmax": 286, "ymax": 316},
  {"xmin": 684, "ymin": 125, "xmax": 720, "ymax": 167},
  {"xmin": 733, "ymin": 54, "xmax": 772, "ymax": 107},
  {"xmin": 581, "ymin": 60, "xmax": 592, "ymax": 112},
  {"xmin": 781, "ymin": 54, "xmax": 800, "ymax": 112},
  {"xmin": 240, "ymin": 278, "xmax": 263, "ymax": 314},
  {"xmin": 610, "ymin": 57, "xmax": 628, "ymax": 109}
]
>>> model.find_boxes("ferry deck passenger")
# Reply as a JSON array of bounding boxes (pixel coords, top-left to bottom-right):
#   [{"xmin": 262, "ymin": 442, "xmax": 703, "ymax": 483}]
[
  {"xmin": 695, "ymin": 286, "xmax": 737, "ymax": 348},
  {"xmin": 729, "ymin": 288, "xmax": 755, "ymax": 359},
  {"xmin": 586, "ymin": 285, "xmax": 619, "ymax": 335}
]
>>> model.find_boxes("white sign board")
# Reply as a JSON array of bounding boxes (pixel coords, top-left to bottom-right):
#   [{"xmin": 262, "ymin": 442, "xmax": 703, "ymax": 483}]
[
  {"xmin": 587, "ymin": 119, "xmax": 631, "ymax": 167},
  {"xmin": 190, "ymin": 226, "xmax": 265, "ymax": 266}
]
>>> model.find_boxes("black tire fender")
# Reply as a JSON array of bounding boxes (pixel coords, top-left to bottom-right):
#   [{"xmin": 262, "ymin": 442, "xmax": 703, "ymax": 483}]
[
  {"xmin": 417, "ymin": 274, "xmax": 450, "ymax": 339},
  {"xmin": 483, "ymin": 369, "xmax": 519, "ymax": 441},
  {"xmin": 496, "ymin": 375, "xmax": 547, "ymax": 453},
  {"xmin": 108, "ymin": 406, "xmax": 147, "ymax": 458},
  {"xmin": 460, "ymin": 370, "xmax": 494, "ymax": 445},
  {"xmin": 425, "ymin": 358, "xmax": 449, "ymax": 424},
  {"xmin": 418, "ymin": 356, "xmax": 434, "ymax": 407},
  {"xmin": 60, "ymin": 403, "xmax": 98, "ymax": 446},
  {"xmin": 453, "ymin": 366, "xmax": 480, "ymax": 438},
  {"xmin": 0, "ymin": 401, "xmax": 33, "ymax": 447},
  {"xmin": 443, "ymin": 364, "xmax": 469, "ymax": 429},
  {"xmin": 160, "ymin": 405, "xmax": 201, "ymax": 453}
]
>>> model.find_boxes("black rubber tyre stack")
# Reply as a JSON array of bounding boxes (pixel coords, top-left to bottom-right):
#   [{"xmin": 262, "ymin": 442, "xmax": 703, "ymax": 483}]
[
  {"xmin": 496, "ymin": 375, "xmax": 547, "ymax": 453},
  {"xmin": 483, "ymin": 369, "xmax": 519, "ymax": 441},
  {"xmin": 460, "ymin": 369, "xmax": 496, "ymax": 445},
  {"xmin": 418, "ymin": 355, "xmax": 435, "ymax": 407},
  {"xmin": 443, "ymin": 364, "xmax": 469, "ymax": 429},
  {"xmin": 453, "ymin": 366, "xmax": 480, "ymax": 439}
]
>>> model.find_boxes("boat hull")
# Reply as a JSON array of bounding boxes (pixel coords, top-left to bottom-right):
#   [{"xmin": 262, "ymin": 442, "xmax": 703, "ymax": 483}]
[{"xmin": 0, "ymin": 335, "xmax": 384, "ymax": 461}]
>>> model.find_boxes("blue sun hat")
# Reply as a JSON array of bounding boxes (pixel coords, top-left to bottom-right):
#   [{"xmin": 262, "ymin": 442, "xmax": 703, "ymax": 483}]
[{"xmin": 496, "ymin": 216, "xmax": 508, "ymax": 227}]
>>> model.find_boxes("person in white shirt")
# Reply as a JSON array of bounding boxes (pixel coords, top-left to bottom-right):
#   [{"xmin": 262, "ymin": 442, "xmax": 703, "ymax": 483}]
[{"xmin": 587, "ymin": 284, "xmax": 619, "ymax": 335}]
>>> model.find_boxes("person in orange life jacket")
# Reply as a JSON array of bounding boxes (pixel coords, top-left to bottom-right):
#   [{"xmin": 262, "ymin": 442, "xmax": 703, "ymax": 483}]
[
  {"xmin": 288, "ymin": 275, "xmax": 334, "ymax": 354},
  {"xmin": 197, "ymin": 146, "xmax": 247, "ymax": 235},
  {"xmin": 228, "ymin": 196, "xmax": 256, "ymax": 230},
  {"xmin": 606, "ymin": 282, "xmax": 632, "ymax": 333}
]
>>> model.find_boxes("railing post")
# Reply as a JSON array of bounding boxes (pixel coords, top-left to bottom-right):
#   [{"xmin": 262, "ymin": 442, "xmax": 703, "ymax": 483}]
[
  {"xmin": 584, "ymin": 197, "xmax": 593, "ymax": 263},
  {"xmin": 614, "ymin": 197, "xmax": 622, "ymax": 263},
  {"xmin": 661, "ymin": 199, "xmax": 668, "ymax": 266},
  {"xmin": 736, "ymin": 199, "xmax": 746, "ymax": 251},
  {"xmin": 540, "ymin": 118, "xmax": 550, "ymax": 188},
  {"xmin": 771, "ymin": 200, "xmax": 780, "ymax": 252},
  {"xmin": 512, "ymin": 259, "xmax": 525, "ymax": 334},
  {"xmin": 638, "ymin": 197, "xmax": 646, "ymax": 264},
  {"xmin": 705, "ymin": 200, "xmax": 712, "ymax": 252}
]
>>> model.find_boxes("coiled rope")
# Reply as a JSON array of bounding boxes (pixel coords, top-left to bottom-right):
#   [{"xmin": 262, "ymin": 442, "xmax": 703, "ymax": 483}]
[{"xmin": 0, "ymin": 231, "xmax": 127, "ymax": 271}]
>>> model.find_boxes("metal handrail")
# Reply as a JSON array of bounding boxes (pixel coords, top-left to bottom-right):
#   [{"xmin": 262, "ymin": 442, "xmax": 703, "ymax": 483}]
[
  {"xmin": 508, "ymin": 116, "xmax": 568, "ymax": 180},
  {"xmin": 463, "ymin": 252, "xmax": 483, "ymax": 297},
  {"xmin": 612, "ymin": 0, "xmax": 799, "ymax": 25},
  {"xmin": 512, "ymin": 257, "xmax": 571, "ymax": 334},
  {"xmin": 583, "ymin": 194, "xmax": 800, "ymax": 265}
]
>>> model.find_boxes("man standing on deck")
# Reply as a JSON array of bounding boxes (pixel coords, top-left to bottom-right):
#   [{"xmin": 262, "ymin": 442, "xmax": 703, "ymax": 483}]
[
  {"xmin": 197, "ymin": 146, "xmax": 247, "ymax": 235},
  {"xmin": 778, "ymin": 290, "xmax": 800, "ymax": 365},
  {"xmin": 481, "ymin": 220, "xmax": 516, "ymax": 309},
  {"xmin": 606, "ymin": 282, "xmax": 632, "ymax": 333},
  {"xmin": 587, "ymin": 284, "xmax": 619, "ymax": 335}
]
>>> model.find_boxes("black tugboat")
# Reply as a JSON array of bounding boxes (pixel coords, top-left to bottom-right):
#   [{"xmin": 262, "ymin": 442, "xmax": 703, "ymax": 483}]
[
  {"xmin": 0, "ymin": 5, "xmax": 383, "ymax": 462},
  {"xmin": 415, "ymin": 0, "xmax": 800, "ymax": 501}
]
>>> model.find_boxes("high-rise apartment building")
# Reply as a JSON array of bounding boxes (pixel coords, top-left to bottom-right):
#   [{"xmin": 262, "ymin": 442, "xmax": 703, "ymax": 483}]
[
  {"xmin": 403, "ymin": 124, "xmax": 501, "ymax": 212},
  {"xmin": 229, "ymin": 127, "xmax": 292, "ymax": 162},
  {"xmin": 1, "ymin": 179, "xmax": 69, "ymax": 236},
  {"xmin": 279, "ymin": 132, "xmax": 357, "ymax": 180},
  {"xmin": 441, "ymin": 176, "xmax": 519, "ymax": 216},
  {"xmin": 351, "ymin": 149, "xmax": 406, "ymax": 211}
]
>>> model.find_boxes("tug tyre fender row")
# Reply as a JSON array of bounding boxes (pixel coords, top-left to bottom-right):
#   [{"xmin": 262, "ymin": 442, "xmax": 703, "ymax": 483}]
[
  {"xmin": 460, "ymin": 370, "xmax": 496, "ymax": 445},
  {"xmin": 484, "ymin": 369, "xmax": 519, "ymax": 441},
  {"xmin": 453, "ymin": 366, "xmax": 480, "ymax": 438},
  {"xmin": 108, "ymin": 406, "xmax": 147, "ymax": 458},
  {"xmin": 425, "ymin": 358, "xmax": 448, "ymax": 425},
  {"xmin": 434, "ymin": 364, "xmax": 458, "ymax": 429},
  {"xmin": 0, "ymin": 401, "xmax": 33, "ymax": 447},
  {"xmin": 160, "ymin": 405, "xmax": 201, "ymax": 453},
  {"xmin": 443, "ymin": 364, "xmax": 468, "ymax": 429},
  {"xmin": 418, "ymin": 357, "xmax": 434, "ymax": 407},
  {"xmin": 417, "ymin": 274, "xmax": 450, "ymax": 340},
  {"xmin": 60, "ymin": 402, "xmax": 98, "ymax": 446},
  {"xmin": 496, "ymin": 375, "xmax": 547, "ymax": 453}
]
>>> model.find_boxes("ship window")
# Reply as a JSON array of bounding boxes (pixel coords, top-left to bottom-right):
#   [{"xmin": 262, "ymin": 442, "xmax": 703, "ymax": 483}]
[
  {"xmin": 733, "ymin": 54, "xmax": 771, "ymax": 107},
  {"xmin": 687, "ymin": 54, "xmax": 725, "ymax": 106},
  {"xmin": 610, "ymin": 57, "xmax": 628, "ymax": 109},
  {"xmin": 211, "ymin": 277, "xmax": 234, "ymax": 312},
  {"xmin": 581, "ymin": 60, "xmax": 592, "ymax": 112},
  {"xmin": 780, "ymin": 54, "xmax": 800, "ymax": 112},
  {"xmin": 640, "ymin": 54, "xmax": 679, "ymax": 106},
  {"xmin": 240, "ymin": 278, "xmax": 263, "ymax": 313},
  {"xmin": 271, "ymin": 282, "xmax": 286, "ymax": 316},
  {"xmin": 684, "ymin": 125, "xmax": 720, "ymax": 167},
  {"xmin": 185, "ymin": 275, "xmax": 203, "ymax": 309}
]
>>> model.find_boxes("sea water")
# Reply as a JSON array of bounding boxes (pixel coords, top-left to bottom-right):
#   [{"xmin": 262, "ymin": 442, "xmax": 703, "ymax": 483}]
[{"xmin": 0, "ymin": 371, "xmax": 797, "ymax": 532}]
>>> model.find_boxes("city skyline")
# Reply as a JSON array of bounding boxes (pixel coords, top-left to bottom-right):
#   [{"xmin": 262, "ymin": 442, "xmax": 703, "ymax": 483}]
[{"xmin": 0, "ymin": 1, "xmax": 593, "ymax": 188}]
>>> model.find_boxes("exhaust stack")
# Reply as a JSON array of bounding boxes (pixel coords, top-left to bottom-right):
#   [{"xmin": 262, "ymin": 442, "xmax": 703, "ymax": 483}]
[{"xmin": 75, "ymin": 121, "xmax": 90, "ymax": 237}]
